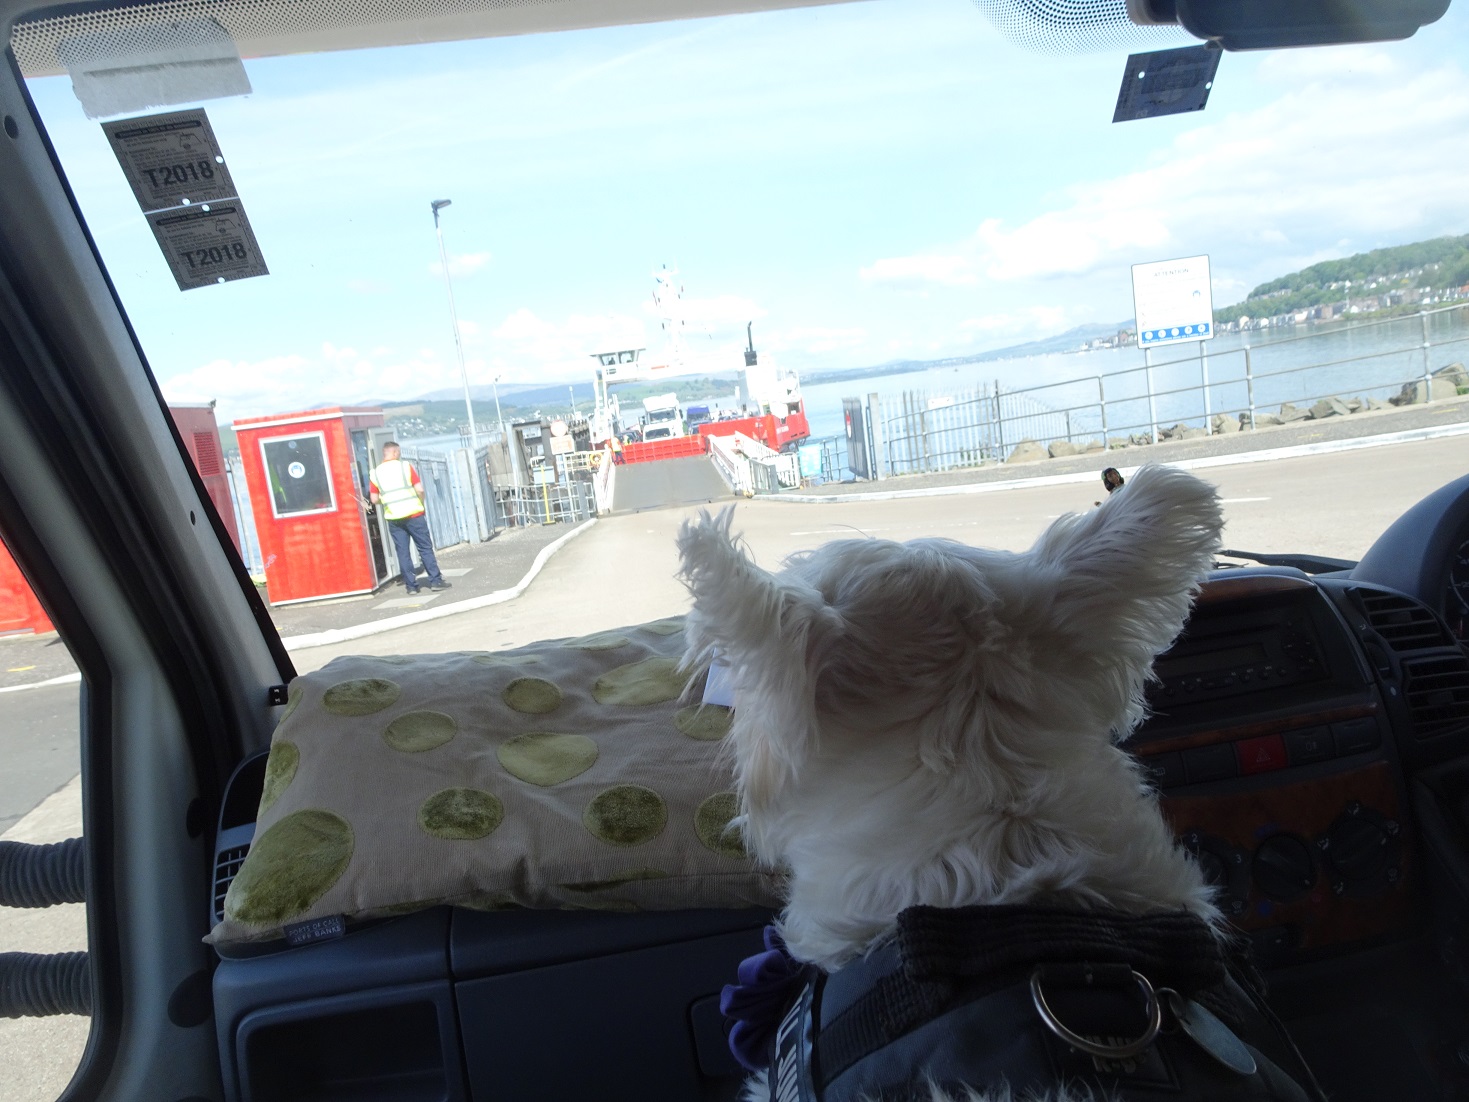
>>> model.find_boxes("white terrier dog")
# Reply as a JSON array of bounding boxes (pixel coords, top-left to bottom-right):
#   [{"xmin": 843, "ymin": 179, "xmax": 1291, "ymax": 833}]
[{"xmin": 676, "ymin": 465, "xmax": 1316, "ymax": 1102}]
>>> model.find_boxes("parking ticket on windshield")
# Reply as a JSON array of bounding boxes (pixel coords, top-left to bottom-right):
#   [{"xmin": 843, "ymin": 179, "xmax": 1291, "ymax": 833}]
[
  {"xmin": 146, "ymin": 202, "xmax": 269, "ymax": 291},
  {"xmin": 102, "ymin": 108, "xmax": 239, "ymax": 213}
]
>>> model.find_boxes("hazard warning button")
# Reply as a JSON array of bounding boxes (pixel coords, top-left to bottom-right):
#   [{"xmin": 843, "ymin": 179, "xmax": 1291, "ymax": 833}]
[{"xmin": 1235, "ymin": 734, "xmax": 1288, "ymax": 776}]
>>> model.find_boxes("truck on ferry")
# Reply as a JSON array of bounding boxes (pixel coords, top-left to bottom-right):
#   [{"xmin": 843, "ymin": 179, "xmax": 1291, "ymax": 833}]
[{"xmin": 640, "ymin": 393, "xmax": 688, "ymax": 441}]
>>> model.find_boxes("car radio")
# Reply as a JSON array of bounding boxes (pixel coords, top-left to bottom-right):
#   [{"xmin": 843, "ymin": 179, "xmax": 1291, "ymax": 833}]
[{"xmin": 1146, "ymin": 591, "xmax": 1330, "ymax": 710}]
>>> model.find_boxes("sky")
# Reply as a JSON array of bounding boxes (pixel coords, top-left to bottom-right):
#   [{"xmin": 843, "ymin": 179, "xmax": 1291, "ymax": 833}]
[{"xmin": 21, "ymin": 0, "xmax": 1469, "ymax": 423}]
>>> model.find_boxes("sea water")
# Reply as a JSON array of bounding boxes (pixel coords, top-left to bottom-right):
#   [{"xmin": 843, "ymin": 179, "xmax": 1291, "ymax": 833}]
[{"xmin": 799, "ymin": 307, "xmax": 1469, "ymax": 443}]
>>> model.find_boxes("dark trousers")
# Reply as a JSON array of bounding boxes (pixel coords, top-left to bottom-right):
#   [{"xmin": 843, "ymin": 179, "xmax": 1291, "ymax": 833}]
[{"xmin": 388, "ymin": 512, "xmax": 442, "ymax": 590}]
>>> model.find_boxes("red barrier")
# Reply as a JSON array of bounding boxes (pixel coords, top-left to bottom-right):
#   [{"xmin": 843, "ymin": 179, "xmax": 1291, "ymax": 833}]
[
  {"xmin": 0, "ymin": 538, "xmax": 53, "ymax": 636},
  {"xmin": 622, "ymin": 435, "xmax": 709, "ymax": 464},
  {"xmin": 698, "ymin": 410, "xmax": 811, "ymax": 450}
]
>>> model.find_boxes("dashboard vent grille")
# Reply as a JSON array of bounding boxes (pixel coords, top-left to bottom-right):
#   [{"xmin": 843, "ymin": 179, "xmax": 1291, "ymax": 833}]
[
  {"xmin": 1403, "ymin": 655, "xmax": 1469, "ymax": 739},
  {"xmin": 1358, "ymin": 591, "xmax": 1453, "ymax": 651},
  {"xmin": 213, "ymin": 843, "xmax": 249, "ymax": 923}
]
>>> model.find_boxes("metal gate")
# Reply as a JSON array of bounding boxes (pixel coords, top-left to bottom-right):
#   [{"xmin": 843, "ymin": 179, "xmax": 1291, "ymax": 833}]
[{"xmin": 409, "ymin": 451, "xmax": 465, "ymax": 550}]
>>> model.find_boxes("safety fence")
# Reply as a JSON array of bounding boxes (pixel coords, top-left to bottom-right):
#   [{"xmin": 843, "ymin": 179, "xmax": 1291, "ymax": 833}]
[
  {"xmin": 844, "ymin": 303, "xmax": 1469, "ymax": 479},
  {"xmin": 497, "ymin": 481, "xmax": 596, "ymax": 527},
  {"xmin": 881, "ymin": 387, "xmax": 1071, "ymax": 476},
  {"xmin": 794, "ymin": 435, "xmax": 851, "ymax": 486}
]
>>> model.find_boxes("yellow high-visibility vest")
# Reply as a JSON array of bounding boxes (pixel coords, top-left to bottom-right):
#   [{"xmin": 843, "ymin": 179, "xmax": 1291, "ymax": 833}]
[{"xmin": 373, "ymin": 459, "xmax": 422, "ymax": 520}]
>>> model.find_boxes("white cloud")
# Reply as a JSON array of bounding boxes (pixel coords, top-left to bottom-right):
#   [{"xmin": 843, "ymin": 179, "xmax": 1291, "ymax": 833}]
[
  {"xmin": 428, "ymin": 251, "xmax": 492, "ymax": 278},
  {"xmin": 858, "ymin": 254, "xmax": 977, "ymax": 288},
  {"xmin": 860, "ymin": 53, "xmax": 1469, "ymax": 299},
  {"xmin": 488, "ymin": 307, "xmax": 650, "ymax": 381},
  {"xmin": 161, "ymin": 343, "xmax": 456, "ymax": 424}
]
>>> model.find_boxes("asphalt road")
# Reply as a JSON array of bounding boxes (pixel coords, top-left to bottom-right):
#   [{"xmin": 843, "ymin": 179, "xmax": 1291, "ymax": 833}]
[{"xmin": 0, "ymin": 681, "xmax": 80, "ymax": 835}]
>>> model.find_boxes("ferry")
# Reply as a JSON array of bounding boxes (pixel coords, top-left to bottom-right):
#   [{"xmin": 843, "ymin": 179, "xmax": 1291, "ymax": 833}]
[{"xmin": 588, "ymin": 269, "xmax": 810, "ymax": 459}]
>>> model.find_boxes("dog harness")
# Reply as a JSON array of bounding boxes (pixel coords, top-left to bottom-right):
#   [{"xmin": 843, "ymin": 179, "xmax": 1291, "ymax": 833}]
[{"xmin": 726, "ymin": 906, "xmax": 1326, "ymax": 1102}]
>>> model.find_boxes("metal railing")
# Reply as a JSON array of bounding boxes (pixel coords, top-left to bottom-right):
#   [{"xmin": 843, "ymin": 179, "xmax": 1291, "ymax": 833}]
[
  {"xmin": 849, "ymin": 303, "xmax": 1469, "ymax": 476},
  {"xmin": 707, "ymin": 432, "xmax": 800, "ymax": 494},
  {"xmin": 498, "ymin": 481, "xmax": 595, "ymax": 527},
  {"xmin": 795, "ymin": 435, "xmax": 850, "ymax": 485},
  {"xmin": 708, "ymin": 434, "xmax": 755, "ymax": 495},
  {"xmin": 879, "ymin": 386, "xmax": 1072, "ymax": 475}
]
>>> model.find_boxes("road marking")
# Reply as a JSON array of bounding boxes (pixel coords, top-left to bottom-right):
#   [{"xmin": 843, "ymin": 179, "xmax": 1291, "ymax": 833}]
[
  {"xmin": 1222, "ymin": 497, "xmax": 1271, "ymax": 503},
  {"xmin": 7, "ymin": 665, "xmax": 36, "ymax": 672},
  {"xmin": 0, "ymin": 672, "xmax": 81, "ymax": 693}
]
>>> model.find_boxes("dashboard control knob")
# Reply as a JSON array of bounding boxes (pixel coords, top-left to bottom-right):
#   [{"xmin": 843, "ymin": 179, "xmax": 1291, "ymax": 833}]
[
  {"xmin": 1181, "ymin": 830, "xmax": 1249, "ymax": 913},
  {"xmin": 1196, "ymin": 849, "xmax": 1228, "ymax": 887},
  {"xmin": 1253, "ymin": 835, "xmax": 1316, "ymax": 902},
  {"xmin": 1326, "ymin": 816, "xmax": 1390, "ymax": 882}
]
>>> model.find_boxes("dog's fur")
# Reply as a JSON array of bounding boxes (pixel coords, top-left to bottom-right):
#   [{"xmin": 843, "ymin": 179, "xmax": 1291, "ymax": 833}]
[{"xmin": 677, "ymin": 464, "xmax": 1227, "ymax": 1098}]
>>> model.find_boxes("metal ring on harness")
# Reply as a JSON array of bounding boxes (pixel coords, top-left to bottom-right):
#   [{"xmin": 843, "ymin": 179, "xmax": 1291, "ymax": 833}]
[{"xmin": 1029, "ymin": 967, "xmax": 1162, "ymax": 1060}]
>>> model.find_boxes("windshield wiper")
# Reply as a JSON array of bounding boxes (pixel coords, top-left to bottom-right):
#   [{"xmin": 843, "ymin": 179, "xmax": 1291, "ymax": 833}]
[{"xmin": 1219, "ymin": 548, "xmax": 1358, "ymax": 575}]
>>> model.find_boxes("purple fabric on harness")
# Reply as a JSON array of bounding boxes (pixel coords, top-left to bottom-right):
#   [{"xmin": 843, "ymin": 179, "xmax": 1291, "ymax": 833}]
[{"xmin": 720, "ymin": 925, "xmax": 810, "ymax": 1072}]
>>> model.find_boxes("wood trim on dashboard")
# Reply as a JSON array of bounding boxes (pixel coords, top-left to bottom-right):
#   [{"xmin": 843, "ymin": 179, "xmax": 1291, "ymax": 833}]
[
  {"xmin": 1196, "ymin": 573, "xmax": 1316, "ymax": 605},
  {"xmin": 1131, "ymin": 702, "xmax": 1380, "ymax": 757}
]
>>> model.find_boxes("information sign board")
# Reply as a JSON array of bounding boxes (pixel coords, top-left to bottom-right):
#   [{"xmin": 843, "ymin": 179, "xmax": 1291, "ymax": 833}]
[{"xmin": 1131, "ymin": 255, "xmax": 1214, "ymax": 347}]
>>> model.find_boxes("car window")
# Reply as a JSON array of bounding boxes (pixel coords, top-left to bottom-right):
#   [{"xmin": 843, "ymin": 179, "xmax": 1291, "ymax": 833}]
[{"xmin": 0, "ymin": 533, "xmax": 87, "ymax": 1100}]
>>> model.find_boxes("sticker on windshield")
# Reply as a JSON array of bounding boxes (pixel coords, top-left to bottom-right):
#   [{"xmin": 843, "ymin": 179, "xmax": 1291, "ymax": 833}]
[
  {"xmin": 102, "ymin": 108, "xmax": 239, "ymax": 212},
  {"xmin": 146, "ymin": 202, "xmax": 269, "ymax": 291}
]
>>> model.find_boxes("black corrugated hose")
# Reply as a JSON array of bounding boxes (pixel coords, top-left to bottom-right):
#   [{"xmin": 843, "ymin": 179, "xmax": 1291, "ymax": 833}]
[
  {"xmin": 0, "ymin": 837, "xmax": 86, "ymax": 907},
  {"xmin": 0, "ymin": 952, "xmax": 91, "ymax": 1017},
  {"xmin": 0, "ymin": 837, "xmax": 92, "ymax": 1017}
]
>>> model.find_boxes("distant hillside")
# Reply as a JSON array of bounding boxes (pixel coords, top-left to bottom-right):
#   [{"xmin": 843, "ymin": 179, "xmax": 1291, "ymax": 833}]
[{"xmin": 1226, "ymin": 234, "xmax": 1469, "ymax": 321}]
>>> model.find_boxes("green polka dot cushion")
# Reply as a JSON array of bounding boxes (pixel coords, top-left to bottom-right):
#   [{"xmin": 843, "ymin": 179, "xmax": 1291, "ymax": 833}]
[{"xmin": 208, "ymin": 616, "xmax": 778, "ymax": 944}]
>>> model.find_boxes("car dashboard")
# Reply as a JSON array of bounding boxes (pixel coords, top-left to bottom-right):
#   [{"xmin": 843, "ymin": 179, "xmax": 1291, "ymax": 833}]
[{"xmin": 207, "ymin": 473, "xmax": 1469, "ymax": 1102}]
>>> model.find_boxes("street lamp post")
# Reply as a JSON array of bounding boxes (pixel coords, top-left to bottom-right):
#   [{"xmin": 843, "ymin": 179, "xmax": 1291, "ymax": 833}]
[
  {"xmin": 492, "ymin": 374, "xmax": 505, "ymax": 441},
  {"xmin": 431, "ymin": 198, "xmax": 489, "ymax": 539},
  {"xmin": 430, "ymin": 199, "xmax": 480, "ymax": 449}
]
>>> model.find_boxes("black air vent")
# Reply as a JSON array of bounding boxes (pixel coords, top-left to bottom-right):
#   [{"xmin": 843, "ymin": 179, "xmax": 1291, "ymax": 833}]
[
  {"xmin": 1403, "ymin": 654, "xmax": 1469, "ymax": 739},
  {"xmin": 213, "ymin": 844, "xmax": 249, "ymax": 923},
  {"xmin": 1358, "ymin": 591, "xmax": 1453, "ymax": 651}
]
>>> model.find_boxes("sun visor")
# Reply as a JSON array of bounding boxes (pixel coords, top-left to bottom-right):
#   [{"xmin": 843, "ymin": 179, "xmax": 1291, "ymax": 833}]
[{"xmin": 55, "ymin": 17, "xmax": 250, "ymax": 120}]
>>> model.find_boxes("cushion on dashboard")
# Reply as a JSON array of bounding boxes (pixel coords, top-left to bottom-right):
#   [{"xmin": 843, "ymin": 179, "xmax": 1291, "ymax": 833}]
[{"xmin": 207, "ymin": 617, "xmax": 781, "ymax": 944}]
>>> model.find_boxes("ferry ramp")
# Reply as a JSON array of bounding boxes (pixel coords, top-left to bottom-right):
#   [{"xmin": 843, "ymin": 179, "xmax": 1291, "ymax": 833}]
[{"xmin": 612, "ymin": 456, "xmax": 732, "ymax": 513}]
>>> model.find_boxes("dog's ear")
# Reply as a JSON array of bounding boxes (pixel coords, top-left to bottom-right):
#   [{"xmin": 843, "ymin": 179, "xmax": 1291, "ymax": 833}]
[
  {"xmin": 676, "ymin": 507, "xmax": 842, "ymax": 810},
  {"xmin": 1018, "ymin": 463, "xmax": 1222, "ymax": 731}
]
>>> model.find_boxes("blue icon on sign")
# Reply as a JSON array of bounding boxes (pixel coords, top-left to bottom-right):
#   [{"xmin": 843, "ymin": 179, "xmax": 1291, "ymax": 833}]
[{"xmin": 1184, "ymin": 325, "xmax": 1193, "ymax": 334}]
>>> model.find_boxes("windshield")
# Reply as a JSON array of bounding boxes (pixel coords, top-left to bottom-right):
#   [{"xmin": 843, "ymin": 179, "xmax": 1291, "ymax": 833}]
[{"xmin": 11, "ymin": 0, "xmax": 1469, "ymax": 664}]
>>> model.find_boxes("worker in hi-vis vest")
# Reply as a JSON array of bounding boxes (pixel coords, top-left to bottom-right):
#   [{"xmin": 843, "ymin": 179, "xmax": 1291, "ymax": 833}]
[{"xmin": 369, "ymin": 441, "xmax": 451, "ymax": 595}]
